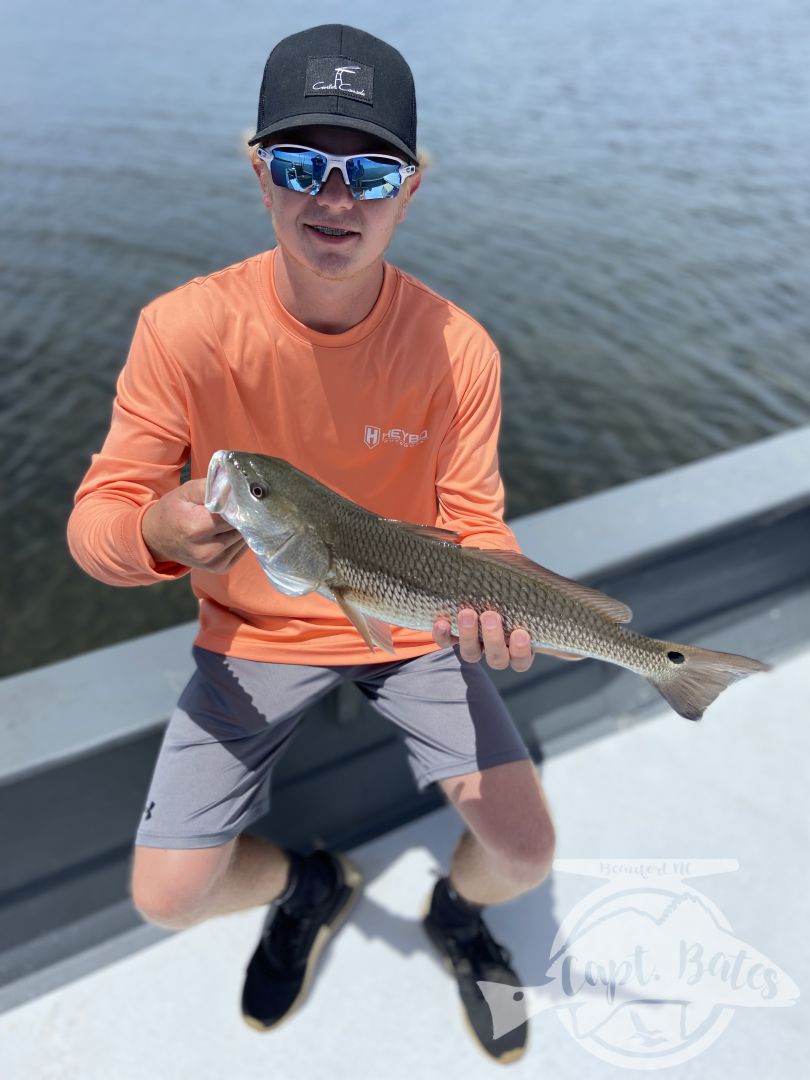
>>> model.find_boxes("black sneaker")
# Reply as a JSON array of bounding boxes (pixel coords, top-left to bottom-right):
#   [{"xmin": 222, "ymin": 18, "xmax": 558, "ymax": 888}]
[
  {"xmin": 422, "ymin": 878, "xmax": 529, "ymax": 1064},
  {"xmin": 241, "ymin": 849, "xmax": 363, "ymax": 1031}
]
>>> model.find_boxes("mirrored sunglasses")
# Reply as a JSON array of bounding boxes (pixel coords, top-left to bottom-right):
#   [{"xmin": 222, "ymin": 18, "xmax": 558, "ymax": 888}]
[{"xmin": 257, "ymin": 144, "xmax": 416, "ymax": 201}]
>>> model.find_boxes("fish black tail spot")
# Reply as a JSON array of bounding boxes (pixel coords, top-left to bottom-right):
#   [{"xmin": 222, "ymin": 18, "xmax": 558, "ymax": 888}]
[{"xmin": 650, "ymin": 643, "xmax": 771, "ymax": 721}]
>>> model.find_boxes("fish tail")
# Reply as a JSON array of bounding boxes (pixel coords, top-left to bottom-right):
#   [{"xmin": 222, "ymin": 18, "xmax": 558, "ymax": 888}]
[{"xmin": 648, "ymin": 641, "xmax": 771, "ymax": 721}]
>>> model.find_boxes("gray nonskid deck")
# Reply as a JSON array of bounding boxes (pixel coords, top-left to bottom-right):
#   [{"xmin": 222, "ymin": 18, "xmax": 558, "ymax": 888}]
[{"xmin": 1, "ymin": 645, "xmax": 806, "ymax": 1079}]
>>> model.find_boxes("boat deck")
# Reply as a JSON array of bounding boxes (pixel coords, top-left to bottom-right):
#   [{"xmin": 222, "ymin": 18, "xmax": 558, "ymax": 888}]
[{"xmin": 1, "ymin": 644, "xmax": 806, "ymax": 1078}]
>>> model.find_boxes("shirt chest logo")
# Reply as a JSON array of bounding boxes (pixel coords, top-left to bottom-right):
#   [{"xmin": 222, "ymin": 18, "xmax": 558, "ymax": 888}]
[{"xmin": 364, "ymin": 424, "xmax": 428, "ymax": 449}]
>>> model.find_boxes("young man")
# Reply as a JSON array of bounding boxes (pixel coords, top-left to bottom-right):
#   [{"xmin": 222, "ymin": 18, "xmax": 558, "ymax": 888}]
[{"xmin": 68, "ymin": 24, "xmax": 578, "ymax": 1064}]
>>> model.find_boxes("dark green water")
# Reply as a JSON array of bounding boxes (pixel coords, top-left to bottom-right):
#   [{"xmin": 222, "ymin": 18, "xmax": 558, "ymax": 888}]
[{"xmin": 2, "ymin": 0, "xmax": 809, "ymax": 676}]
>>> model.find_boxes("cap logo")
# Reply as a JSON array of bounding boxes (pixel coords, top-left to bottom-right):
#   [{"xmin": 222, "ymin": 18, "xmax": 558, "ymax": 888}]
[{"xmin": 305, "ymin": 56, "xmax": 374, "ymax": 103}]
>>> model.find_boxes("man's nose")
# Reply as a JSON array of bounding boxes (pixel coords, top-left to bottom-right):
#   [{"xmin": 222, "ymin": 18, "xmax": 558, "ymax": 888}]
[{"xmin": 316, "ymin": 166, "xmax": 355, "ymax": 209}]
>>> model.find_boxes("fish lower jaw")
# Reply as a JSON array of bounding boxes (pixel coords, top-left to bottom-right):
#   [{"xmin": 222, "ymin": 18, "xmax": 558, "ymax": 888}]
[{"xmin": 205, "ymin": 451, "xmax": 234, "ymax": 514}]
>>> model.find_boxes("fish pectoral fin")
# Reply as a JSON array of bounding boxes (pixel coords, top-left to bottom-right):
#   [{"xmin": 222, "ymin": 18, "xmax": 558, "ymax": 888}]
[
  {"xmin": 362, "ymin": 615, "xmax": 396, "ymax": 654},
  {"xmin": 332, "ymin": 588, "xmax": 397, "ymax": 654},
  {"xmin": 464, "ymin": 547, "xmax": 634, "ymax": 624}
]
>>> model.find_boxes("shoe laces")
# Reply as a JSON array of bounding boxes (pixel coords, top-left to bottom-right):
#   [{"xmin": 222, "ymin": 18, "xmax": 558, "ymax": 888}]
[
  {"xmin": 446, "ymin": 916, "xmax": 514, "ymax": 976},
  {"xmin": 263, "ymin": 903, "xmax": 317, "ymax": 970}
]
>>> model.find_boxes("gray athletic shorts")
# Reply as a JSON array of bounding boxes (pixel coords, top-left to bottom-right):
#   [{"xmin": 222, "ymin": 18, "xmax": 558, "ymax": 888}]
[{"xmin": 134, "ymin": 644, "xmax": 531, "ymax": 850}]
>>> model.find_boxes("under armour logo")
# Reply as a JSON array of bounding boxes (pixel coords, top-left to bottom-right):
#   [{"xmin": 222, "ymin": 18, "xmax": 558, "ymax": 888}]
[{"xmin": 144, "ymin": 801, "xmax": 156, "ymax": 821}]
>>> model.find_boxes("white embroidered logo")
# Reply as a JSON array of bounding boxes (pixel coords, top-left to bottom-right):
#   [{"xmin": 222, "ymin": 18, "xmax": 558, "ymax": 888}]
[
  {"xmin": 313, "ymin": 66, "xmax": 366, "ymax": 96},
  {"xmin": 365, "ymin": 425, "xmax": 428, "ymax": 449}
]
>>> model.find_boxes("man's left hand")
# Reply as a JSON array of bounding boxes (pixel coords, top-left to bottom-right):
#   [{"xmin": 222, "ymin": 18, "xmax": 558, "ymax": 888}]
[{"xmin": 432, "ymin": 608, "xmax": 585, "ymax": 673}]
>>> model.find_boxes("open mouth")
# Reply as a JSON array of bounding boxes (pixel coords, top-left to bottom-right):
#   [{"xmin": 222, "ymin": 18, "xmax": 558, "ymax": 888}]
[
  {"xmin": 305, "ymin": 224, "xmax": 359, "ymax": 241},
  {"xmin": 205, "ymin": 451, "xmax": 233, "ymax": 514}
]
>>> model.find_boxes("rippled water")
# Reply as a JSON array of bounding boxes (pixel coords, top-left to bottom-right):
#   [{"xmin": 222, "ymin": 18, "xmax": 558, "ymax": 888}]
[{"xmin": 2, "ymin": 0, "xmax": 809, "ymax": 675}]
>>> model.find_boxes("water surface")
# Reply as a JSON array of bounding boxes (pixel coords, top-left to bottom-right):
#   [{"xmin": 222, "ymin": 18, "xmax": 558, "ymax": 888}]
[{"xmin": 2, "ymin": 0, "xmax": 809, "ymax": 674}]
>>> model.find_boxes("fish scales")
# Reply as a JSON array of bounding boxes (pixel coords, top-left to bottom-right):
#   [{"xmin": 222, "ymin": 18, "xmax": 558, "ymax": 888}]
[{"xmin": 327, "ymin": 499, "xmax": 658, "ymax": 670}]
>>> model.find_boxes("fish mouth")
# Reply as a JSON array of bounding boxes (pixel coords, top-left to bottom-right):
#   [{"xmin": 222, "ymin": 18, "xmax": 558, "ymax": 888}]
[{"xmin": 205, "ymin": 450, "xmax": 234, "ymax": 514}]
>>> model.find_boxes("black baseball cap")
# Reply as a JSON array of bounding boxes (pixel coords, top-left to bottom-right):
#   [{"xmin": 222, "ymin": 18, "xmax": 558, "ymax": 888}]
[{"xmin": 248, "ymin": 24, "xmax": 418, "ymax": 165}]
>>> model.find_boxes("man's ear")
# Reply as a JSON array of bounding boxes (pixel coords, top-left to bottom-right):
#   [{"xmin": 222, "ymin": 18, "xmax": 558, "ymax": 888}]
[
  {"xmin": 396, "ymin": 170, "xmax": 422, "ymax": 223},
  {"xmin": 250, "ymin": 149, "xmax": 273, "ymax": 210}
]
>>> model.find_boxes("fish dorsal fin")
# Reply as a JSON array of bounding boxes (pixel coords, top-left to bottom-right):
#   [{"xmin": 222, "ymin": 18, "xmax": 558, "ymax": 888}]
[
  {"xmin": 464, "ymin": 547, "xmax": 633, "ymax": 624},
  {"xmin": 332, "ymin": 587, "xmax": 397, "ymax": 654},
  {"xmin": 381, "ymin": 519, "xmax": 462, "ymax": 543}
]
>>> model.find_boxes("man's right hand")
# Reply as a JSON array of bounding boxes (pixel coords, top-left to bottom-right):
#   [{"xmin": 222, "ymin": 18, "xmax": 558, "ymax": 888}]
[{"xmin": 141, "ymin": 478, "xmax": 248, "ymax": 573}]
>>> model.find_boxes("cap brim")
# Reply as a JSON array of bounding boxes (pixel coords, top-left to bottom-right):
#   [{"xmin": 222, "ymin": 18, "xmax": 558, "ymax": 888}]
[{"xmin": 248, "ymin": 113, "xmax": 417, "ymax": 165}]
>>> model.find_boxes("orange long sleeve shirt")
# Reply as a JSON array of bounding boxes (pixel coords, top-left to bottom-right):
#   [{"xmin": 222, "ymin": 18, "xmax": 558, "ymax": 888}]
[{"xmin": 67, "ymin": 247, "xmax": 520, "ymax": 664}]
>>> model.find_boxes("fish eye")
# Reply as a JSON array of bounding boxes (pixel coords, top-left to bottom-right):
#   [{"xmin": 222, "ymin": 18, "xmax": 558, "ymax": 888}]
[{"xmin": 249, "ymin": 482, "xmax": 269, "ymax": 500}]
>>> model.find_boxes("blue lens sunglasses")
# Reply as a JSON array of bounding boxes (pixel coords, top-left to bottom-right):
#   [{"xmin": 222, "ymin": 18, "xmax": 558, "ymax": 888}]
[{"xmin": 257, "ymin": 144, "xmax": 417, "ymax": 201}]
